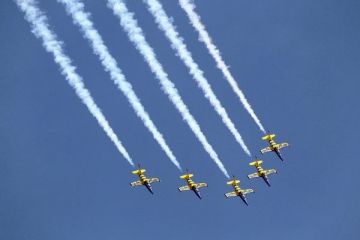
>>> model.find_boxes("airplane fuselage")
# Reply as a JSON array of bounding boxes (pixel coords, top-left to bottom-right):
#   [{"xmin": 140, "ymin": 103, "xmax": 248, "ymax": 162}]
[
  {"xmin": 232, "ymin": 184, "xmax": 248, "ymax": 205},
  {"xmin": 186, "ymin": 178, "xmax": 202, "ymax": 199},
  {"xmin": 138, "ymin": 173, "xmax": 154, "ymax": 194},
  {"xmin": 267, "ymin": 138, "xmax": 284, "ymax": 161},
  {"xmin": 254, "ymin": 164, "xmax": 271, "ymax": 186}
]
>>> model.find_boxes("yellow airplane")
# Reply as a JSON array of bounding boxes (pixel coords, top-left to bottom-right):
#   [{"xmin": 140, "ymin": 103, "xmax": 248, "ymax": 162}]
[
  {"xmin": 130, "ymin": 164, "xmax": 160, "ymax": 194},
  {"xmin": 224, "ymin": 177, "xmax": 254, "ymax": 205},
  {"xmin": 261, "ymin": 133, "xmax": 289, "ymax": 161},
  {"xmin": 178, "ymin": 171, "xmax": 208, "ymax": 199},
  {"xmin": 248, "ymin": 160, "xmax": 277, "ymax": 187}
]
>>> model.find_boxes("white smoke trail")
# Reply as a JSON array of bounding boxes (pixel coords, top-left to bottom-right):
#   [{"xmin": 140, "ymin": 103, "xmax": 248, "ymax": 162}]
[
  {"xmin": 144, "ymin": 0, "xmax": 251, "ymax": 156},
  {"xmin": 107, "ymin": 0, "xmax": 229, "ymax": 178},
  {"xmin": 57, "ymin": 0, "xmax": 181, "ymax": 170},
  {"xmin": 179, "ymin": 0, "xmax": 266, "ymax": 133},
  {"xmin": 14, "ymin": 0, "xmax": 134, "ymax": 165}
]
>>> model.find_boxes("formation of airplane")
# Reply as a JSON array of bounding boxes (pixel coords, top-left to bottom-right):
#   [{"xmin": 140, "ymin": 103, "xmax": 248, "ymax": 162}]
[
  {"xmin": 178, "ymin": 171, "xmax": 208, "ymax": 199},
  {"xmin": 261, "ymin": 133, "xmax": 289, "ymax": 161},
  {"xmin": 129, "ymin": 133, "xmax": 289, "ymax": 205},
  {"xmin": 224, "ymin": 177, "xmax": 254, "ymax": 205},
  {"xmin": 130, "ymin": 164, "xmax": 160, "ymax": 194}
]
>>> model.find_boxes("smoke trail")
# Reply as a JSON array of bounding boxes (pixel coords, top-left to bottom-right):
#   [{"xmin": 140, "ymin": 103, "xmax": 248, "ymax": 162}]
[
  {"xmin": 14, "ymin": 0, "xmax": 134, "ymax": 165},
  {"xmin": 57, "ymin": 0, "xmax": 181, "ymax": 170},
  {"xmin": 107, "ymin": 0, "xmax": 229, "ymax": 178},
  {"xmin": 179, "ymin": 0, "xmax": 266, "ymax": 133},
  {"xmin": 144, "ymin": 0, "xmax": 251, "ymax": 156}
]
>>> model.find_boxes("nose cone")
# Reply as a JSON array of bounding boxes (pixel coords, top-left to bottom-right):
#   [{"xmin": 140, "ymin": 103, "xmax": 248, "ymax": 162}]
[
  {"xmin": 262, "ymin": 175, "xmax": 271, "ymax": 187},
  {"xmin": 275, "ymin": 149, "xmax": 284, "ymax": 161},
  {"xmin": 240, "ymin": 195, "xmax": 249, "ymax": 206},
  {"xmin": 145, "ymin": 183, "xmax": 154, "ymax": 194},
  {"xmin": 192, "ymin": 187, "xmax": 202, "ymax": 199}
]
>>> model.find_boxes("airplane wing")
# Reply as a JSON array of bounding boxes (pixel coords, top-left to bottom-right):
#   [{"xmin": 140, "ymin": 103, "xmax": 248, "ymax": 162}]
[
  {"xmin": 225, "ymin": 191, "xmax": 237, "ymax": 198},
  {"xmin": 130, "ymin": 180, "xmax": 143, "ymax": 187},
  {"xmin": 178, "ymin": 185, "xmax": 191, "ymax": 191},
  {"xmin": 241, "ymin": 189, "xmax": 254, "ymax": 194},
  {"xmin": 277, "ymin": 142, "xmax": 289, "ymax": 149},
  {"xmin": 147, "ymin": 177, "xmax": 160, "ymax": 183},
  {"xmin": 264, "ymin": 169, "xmax": 277, "ymax": 175},
  {"xmin": 247, "ymin": 172, "xmax": 260, "ymax": 179},
  {"xmin": 196, "ymin": 183, "xmax": 208, "ymax": 188},
  {"xmin": 260, "ymin": 146, "xmax": 272, "ymax": 153}
]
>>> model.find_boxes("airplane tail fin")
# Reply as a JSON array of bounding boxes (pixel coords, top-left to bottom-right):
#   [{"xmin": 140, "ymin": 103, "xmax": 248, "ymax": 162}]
[
  {"xmin": 227, "ymin": 179, "xmax": 240, "ymax": 185},
  {"xmin": 132, "ymin": 169, "xmax": 146, "ymax": 175},
  {"xmin": 249, "ymin": 160, "xmax": 263, "ymax": 166},
  {"xmin": 180, "ymin": 173, "xmax": 193, "ymax": 179},
  {"xmin": 262, "ymin": 134, "xmax": 276, "ymax": 140}
]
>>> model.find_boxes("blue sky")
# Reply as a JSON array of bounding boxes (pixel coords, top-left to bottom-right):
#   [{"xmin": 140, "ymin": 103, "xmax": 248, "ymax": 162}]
[{"xmin": 1, "ymin": 0, "xmax": 360, "ymax": 239}]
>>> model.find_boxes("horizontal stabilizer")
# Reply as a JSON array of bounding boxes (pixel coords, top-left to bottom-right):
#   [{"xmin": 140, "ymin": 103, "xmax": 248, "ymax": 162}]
[
  {"xmin": 180, "ymin": 173, "xmax": 193, "ymax": 179},
  {"xmin": 262, "ymin": 134, "xmax": 275, "ymax": 140},
  {"xmin": 249, "ymin": 160, "xmax": 263, "ymax": 166},
  {"xmin": 132, "ymin": 169, "xmax": 146, "ymax": 174},
  {"xmin": 227, "ymin": 179, "xmax": 240, "ymax": 185}
]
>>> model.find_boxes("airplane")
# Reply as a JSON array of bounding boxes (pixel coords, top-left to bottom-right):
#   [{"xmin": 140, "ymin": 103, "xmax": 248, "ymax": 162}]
[
  {"xmin": 247, "ymin": 159, "xmax": 277, "ymax": 187},
  {"xmin": 178, "ymin": 171, "xmax": 208, "ymax": 199},
  {"xmin": 261, "ymin": 133, "xmax": 289, "ymax": 161},
  {"xmin": 224, "ymin": 177, "xmax": 254, "ymax": 205},
  {"xmin": 130, "ymin": 164, "xmax": 160, "ymax": 194}
]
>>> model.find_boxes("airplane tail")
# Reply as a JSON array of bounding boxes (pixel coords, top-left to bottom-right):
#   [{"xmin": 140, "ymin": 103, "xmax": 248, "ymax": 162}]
[
  {"xmin": 262, "ymin": 134, "xmax": 275, "ymax": 140},
  {"xmin": 132, "ymin": 169, "xmax": 146, "ymax": 175},
  {"xmin": 180, "ymin": 173, "xmax": 193, "ymax": 179},
  {"xmin": 227, "ymin": 179, "xmax": 240, "ymax": 185},
  {"xmin": 249, "ymin": 160, "xmax": 263, "ymax": 166}
]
